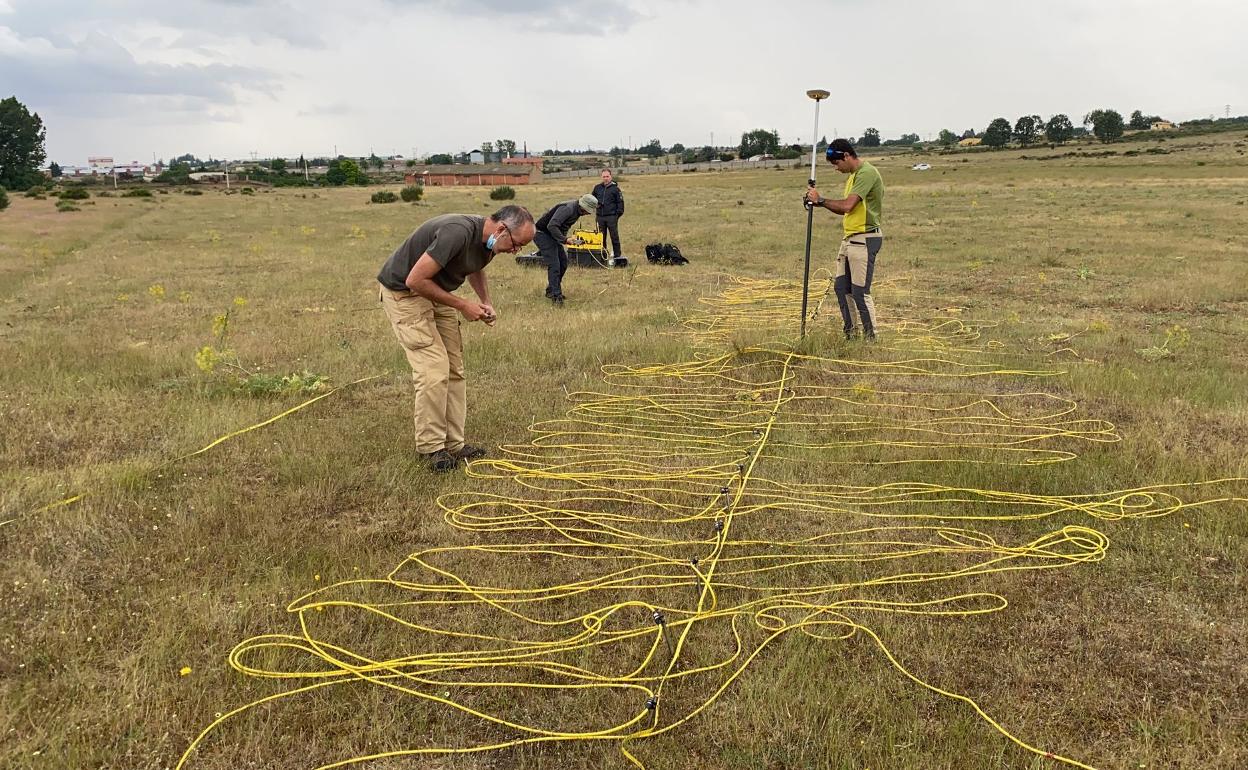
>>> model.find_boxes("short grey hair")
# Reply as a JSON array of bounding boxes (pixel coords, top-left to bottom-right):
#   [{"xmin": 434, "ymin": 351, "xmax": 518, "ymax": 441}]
[{"xmin": 491, "ymin": 205, "xmax": 533, "ymax": 230}]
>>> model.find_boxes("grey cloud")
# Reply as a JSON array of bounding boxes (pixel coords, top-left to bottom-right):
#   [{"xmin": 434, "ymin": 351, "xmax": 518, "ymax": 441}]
[
  {"xmin": 0, "ymin": 30, "xmax": 278, "ymax": 116},
  {"xmin": 382, "ymin": 0, "xmax": 649, "ymax": 33}
]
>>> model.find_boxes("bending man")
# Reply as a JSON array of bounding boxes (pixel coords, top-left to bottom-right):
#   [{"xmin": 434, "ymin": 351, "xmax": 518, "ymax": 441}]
[
  {"xmin": 534, "ymin": 194, "xmax": 597, "ymax": 305},
  {"xmin": 376, "ymin": 206, "xmax": 535, "ymax": 471}
]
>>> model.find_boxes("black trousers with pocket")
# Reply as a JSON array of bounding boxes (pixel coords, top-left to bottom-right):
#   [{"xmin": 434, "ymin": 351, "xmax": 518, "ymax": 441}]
[{"xmin": 535, "ymin": 231, "xmax": 569, "ymax": 298}]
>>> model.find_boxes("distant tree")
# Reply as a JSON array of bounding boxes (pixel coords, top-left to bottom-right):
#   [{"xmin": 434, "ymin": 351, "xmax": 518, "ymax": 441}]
[
  {"xmin": 1085, "ymin": 109, "xmax": 1125, "ymax": 142},
  {"xmin": 270, "ymin": 157, "xmax": 287, "ymax": 173},
  {"xmin": 938, "ymin": 129, "xmax": 958, "ymax": 146},
  {"xmin": 718, "ymin": 152, "xmax": 735, "ymax": 162},
  {"xmin": 816, "ymin": 135, "xmax": 828, "ymax": 151},
  {"xmin": 668, "ymin": 142, "xmax": 685, "ymax": 154},
  {"xmin": 495, "ymin": 139, "xmax": 516, "ymax": 158},
  {"xmin": 858, "ymin": 127, "xmax": 881, "ymax": 147},
  {"xmin": 480, "ymin": 142, "xmax": 493, "ymax": 161},
  {"xmin": 982, "ymin": 118, "xmax": 1013, "ymax": 147},
  {"xmin": 1012, "ymin": 115, "xmax": 1040, "ymax": 145},
  {"xmin": 639, "ymin": 138, "xmax": 664, "ymax": 157},
  {"xmin": 405, "ymin": 159, "xmax": 416, "ymax": 167},
  {"xmin": 1129, "ymin": 110, "xmax": 1148, "ymax": 130},
  {"xmin": 884, "ymin": 132, "xmax": 920, "ymax": 146},
  {"xmin": 739, "ymin": 128, "xmax": 781, "ymax": 158},
  {"xmin": 427, "ymin": 153, "xmax": 453, "ymax": 165},
  {"xmin": 49, "ymin": 161, "xmax": 63, "ymax": 177},
  {"xmin": 155, "ymin": 162, "xmax": 192, "ymax": 184},
  {"xmin": 0, "ymin": 186, "xmax": 9, "ymax": 212},
  {"xmin": 326, "ymin": 158, "xmax": 364, "ymax": 185},
  {"xmin": 0, "ymin": 96, "xmax": 48, "ymax": 190},
  {"xmin": 1044, "ymin": 114, "xmax": 1073, "ymax": 144}
]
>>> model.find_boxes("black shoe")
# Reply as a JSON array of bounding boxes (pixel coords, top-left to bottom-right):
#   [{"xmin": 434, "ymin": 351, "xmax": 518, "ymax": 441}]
[
  {"xmin": 550, "ymin": 295, "xmax": 565, "ymax": 307},
  {"xmin": 421, "ymin": 448, "xmax": 461, "ymax": 473},
  {"xmin": 844, "ymin": 327, "xmax": 859, "ymax": 341},
  {"xmin": 451, "ymin": 444, "xmax": 487, "ymax": 461}
]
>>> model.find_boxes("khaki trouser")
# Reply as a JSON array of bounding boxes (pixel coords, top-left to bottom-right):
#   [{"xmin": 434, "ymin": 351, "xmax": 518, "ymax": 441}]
[
  {"xmin": 379, "ymin": 285, "xmax": 466, "ymax": 454},
  {"xmin": 834, "ymin": 233, "xmax": 882, "ymax": 335}
]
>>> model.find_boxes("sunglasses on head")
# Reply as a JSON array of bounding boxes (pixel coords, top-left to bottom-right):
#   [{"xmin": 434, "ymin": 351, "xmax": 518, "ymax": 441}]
[{"xmin": 826, "ymin": 147, "xmax": 847, "ymax": 161}]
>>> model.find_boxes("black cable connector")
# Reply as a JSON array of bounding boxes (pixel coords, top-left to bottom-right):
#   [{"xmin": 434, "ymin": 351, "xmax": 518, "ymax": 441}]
[
  {"xmin": 690, "ymin": 557, "xmax": 699, "ymax": 567},
  {"xmin": 720, "ymin": 486, "xmax": 730, "ymax": 496},
  {"xmin": 645, "ymin": 696, "xmax": 658, "ymax": 710},
  {"xmin": 651, "ymin": 609, "xmax": 666, "ymax": 626},
  {"xmin": 714, "ymin": 519, "xmax": 724, "ymax": 532}
]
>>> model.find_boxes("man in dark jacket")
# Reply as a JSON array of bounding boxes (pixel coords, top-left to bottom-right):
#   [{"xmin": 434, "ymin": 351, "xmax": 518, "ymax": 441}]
[
  {"xmin": 534, "ymin": 193, "xmax": 597, "ymax": 305},
  {"xmin": 592, "ymin": 168, "xmax": 625, "ymax": 262}
]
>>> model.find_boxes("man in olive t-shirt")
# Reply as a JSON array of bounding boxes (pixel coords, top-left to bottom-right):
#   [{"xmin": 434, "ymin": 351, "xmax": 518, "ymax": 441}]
[
  {"xmin": 377, "ymin": 206, "xmax": 535, "ymax": 471},
  {"xmin": 805, "ymin": 138, "xmax": 885, "ymax": 340}
]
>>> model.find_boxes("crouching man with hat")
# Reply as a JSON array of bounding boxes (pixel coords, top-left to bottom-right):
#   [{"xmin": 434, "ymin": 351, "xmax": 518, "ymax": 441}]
[{"xmin": 534, "ymin": 193, "xmax": 597, "ymax": 306}]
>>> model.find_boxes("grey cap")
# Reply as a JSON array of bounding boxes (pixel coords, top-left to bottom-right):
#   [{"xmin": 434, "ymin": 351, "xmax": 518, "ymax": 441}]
[{"xmin": 578, "ymin": 193, "xmax": 598, "ymax": 213}]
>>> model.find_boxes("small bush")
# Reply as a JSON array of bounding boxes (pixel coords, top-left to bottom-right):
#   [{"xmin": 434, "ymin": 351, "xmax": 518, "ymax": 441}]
[
  {"xmin": 184, "ymin": 188, "xmax": 204, "ymax": 196},
  {"xmin": 400, "ymin": 184, "xmax": 423, "ymax": 203},
  {"xmin": 122, "ymin": 188, "xmax": 153, "ymax": 197},
  {"xmin": 371, "ymin": 190, "xmax": 399, "ymax": 204},
  {"xmin": 24, "ymin": 186, "xmax": 44, "ymax": 197},
  {"xmin": 239, "ymin": 370, "xmax": 330, "ymax": 397},
  {"xmin": 489, "ymin": 185, "xmax": 515, "ymax": 200},
  {"xmin": 55, "ymin": 200, "xmax": 79, "ymax": 212},
  {"xmin": 0, "ymin": 187, "xmax": 8, "ymax": 211},
  {"xmin": 59, "ymin": 187, "xmax": 90, "ymax": 200},
  {"xmin": 97, "ymin": 191, "xmax": 114, "ymax": 197},
  {"xmin": 240, "ymin": 187, "xmax": 255, "ymax": 195}
]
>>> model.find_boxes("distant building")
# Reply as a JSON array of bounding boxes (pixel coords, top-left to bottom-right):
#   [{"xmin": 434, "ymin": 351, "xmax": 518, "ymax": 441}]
[
  {"xmin": 958, "ymin": 137, "xmax": 982, "ymax": 147},
  {"xmin": 468, "ymin": 150, "xmax": 485, "ymax": 164},
  {"xmin": 113, "ymin": 161, "xmax": 147, "ymax": 175},
  {"xmin": 88, "ymin": 156, "xmax": 114, "ymax": 173},
  {"xmin": 502, "ymin": 156, "xmax": 544, "ymax": 169},
  {"xmin": 404, "ymin": 164, "xmax": 539, "ymax": 187},
  {"xmin": 1150, "ymin": 120, "xmax": 1176, "ymax": 131}
]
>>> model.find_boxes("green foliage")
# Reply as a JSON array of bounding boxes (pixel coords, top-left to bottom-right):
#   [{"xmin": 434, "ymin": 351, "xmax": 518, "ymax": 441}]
[
  {"xmin": 240, "ymin": 187, "xmax": 255, "ymax": 195},
  {"xmin": 23, "ymin": 186, "xmax": 43, "ymax": 197},
  {"xmin": 59, "ymin": 187, "xmax": 90, "ymax": 200},
  {"xmin": 859, "ymin": 128, "xmax": 881, "ymax": 148},
  {"xmin": 1136, "ymin": 325, "xmax": 1189, "ymax": 361},
  {"xmin": 184, "ymin": 188, "xmax": 204, "ymax": 195},
  {"xmin": 122, "ymin": 188, "xmax": 153, "ymax": 197},
  {"xmin": 668, "ymin": 142, "xmax": 685, "ymax": 154},
  {"xmin": 270, "ymin": 157, "xmax": 287, "ymax": 173},
  {"xmin": 55, "ymin": 199, "xmax": 79, "ymax": 212},
  {"xmin": 370, "ymin": 190, "xmax": 398, "ymax": 203},
  {"xmin": 239, "ymin": 370, "xmax": 330, "ymax": 397},
  {"xmin": 400, "ymin": 184, "xmax": 423, "ymax": 202},
  {"xmin": 738, "ymin": 129, "xmax": 780, "ymax": 158},
  {"xmin": 982, "ymin": 118, "xmax": 1013, "ymax": 147},
  {"xmin": 427, "ymin": 154, "xmax": 454, "ymax": 165},
  {"xmin": 155, "ymin": 162, "xmax": 192, "ymax": 184},
  {"xmin": 1129, "ymin": 110, "xmax": 1162, "ymax": 130},
  {"xmin": 938, "ymin": 129, "xmax": 958, "ymax": 146},
  {"xmin": 326, "ymin": 158, "xmax": 365, "ymax": 186},
  {"xmin": 1045, "ymin": 114, "xmax": 1074, "ymax": 144},
  {"xmin": 639, "ymin": 139, "xmax": 664, "ymax": 158},
  {"xmin": 1013, "ymin": 115, "xmax": 1040, "ymax": 145},
  {"xmin": 49, "ymin": 161, "xmax": 62, "ymax": 177},
  {"xmin": 1085, "ymin": 109, "xmax": 1125, "ymax": 142},
  {"xmin": 0, "ymin": 186, "xmax": 8, "ymax": 211},
  {"xmin": 489, "ymin": 185, "xmax": 515, "ymax": 201},
  {"xmin": 0, "ymin": 96, "xmax": 47, "ymax": 190}
]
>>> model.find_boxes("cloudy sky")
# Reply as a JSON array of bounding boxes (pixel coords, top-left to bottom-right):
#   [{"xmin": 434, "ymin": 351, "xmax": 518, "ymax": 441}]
[{"xmin": 1, "ymin": 0, "xmax": 1244, "ymax": 165}]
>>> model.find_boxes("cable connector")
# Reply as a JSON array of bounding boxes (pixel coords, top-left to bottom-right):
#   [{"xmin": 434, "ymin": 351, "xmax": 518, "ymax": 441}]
[
  {"xmin": 720, "ymin": 486, "xmax": 730, "ymax": 496},
  {"xmin": 690, "ymin": 557, "xmax": 699, "ymax": 567},
  {"xmin": 714, "ymin": 520, "xmax": 724, "ymax": 533},
  {"xmin": 651, "ymin": 609, "xmax": 666, "ymax": 626},
  {"xmin": 645, "ymin": 696, "xmax": 658, "ymax": 711},
  {"xmin": 736, "ymin": 463, "xmax": 745, "ymax": 474}
]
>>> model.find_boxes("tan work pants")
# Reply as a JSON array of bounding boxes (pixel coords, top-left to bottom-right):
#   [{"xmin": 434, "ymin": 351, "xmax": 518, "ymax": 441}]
[{"xmin": 379, "ymin": 285, "xmax": 466, "ymax": 454}]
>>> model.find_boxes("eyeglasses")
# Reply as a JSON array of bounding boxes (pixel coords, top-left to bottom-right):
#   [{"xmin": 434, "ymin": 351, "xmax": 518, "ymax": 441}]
[{"xmin": 498, "ymin": 223, "xmax": 522, "ymax": 253}]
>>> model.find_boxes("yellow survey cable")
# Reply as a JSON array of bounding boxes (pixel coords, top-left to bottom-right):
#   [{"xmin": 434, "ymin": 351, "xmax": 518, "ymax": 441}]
[
  {"xmin": 175, "ymin": 277, "xmax": 1246, "ymax": 770},
  {"xmin": 27, "ymin": 374, "xmax": 382, "ymax": 518}
]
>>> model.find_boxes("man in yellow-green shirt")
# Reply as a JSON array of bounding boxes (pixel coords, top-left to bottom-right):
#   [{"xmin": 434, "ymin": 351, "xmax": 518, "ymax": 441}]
[{"xmin": 805, "ymin": 138, "xmax": 885, "ymax": 339}]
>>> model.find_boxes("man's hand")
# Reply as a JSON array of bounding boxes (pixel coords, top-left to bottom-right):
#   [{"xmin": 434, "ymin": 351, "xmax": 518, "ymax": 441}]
[
  {"xmin": 459, "ymin": 301, "xmax": 491, "ymax": 322},
  {"xmin": 805, "ymin": 187, "xmax": 823, "ymax": 206},
  {"xmin": 480, "ymin": 303, "xmax": 497, "ymax": 327}
]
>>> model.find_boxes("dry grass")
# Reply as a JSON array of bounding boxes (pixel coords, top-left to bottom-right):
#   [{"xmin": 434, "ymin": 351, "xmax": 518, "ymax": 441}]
[{"xmin": 2, "ymin": 130, "xmax": 1247, "ymax": 770}]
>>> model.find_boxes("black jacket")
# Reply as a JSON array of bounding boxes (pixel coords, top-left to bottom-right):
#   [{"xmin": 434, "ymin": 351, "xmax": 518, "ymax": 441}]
[
  {"xmin": 592, "ymin": 181, "xmax": 624, "ymax": 217},
  {"xmin": 536, "ymin": 199, "xmax": 586, "ymax": 243}
]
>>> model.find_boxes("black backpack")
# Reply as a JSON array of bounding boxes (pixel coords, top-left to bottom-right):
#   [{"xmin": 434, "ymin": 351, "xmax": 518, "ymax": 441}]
[{"xmin": 646, "ymin": 243, "xmax": 688, "ymax": 265}]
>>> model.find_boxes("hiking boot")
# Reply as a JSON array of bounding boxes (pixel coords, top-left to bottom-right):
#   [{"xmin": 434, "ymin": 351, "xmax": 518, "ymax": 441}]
[
  {"xmin": 844, "ymin": 326, "xmax": 859, "ymax": 341},
  {"xmin": 451, "ymin": 445, "xmax": 487, "ymax": 461},
  {"xmin": 421, "ymin": 448, "xmax": 461, "ymax": 473},
  {"xmin": 550, "ymin": 295, "xmax": 565, "ymax": 307}
]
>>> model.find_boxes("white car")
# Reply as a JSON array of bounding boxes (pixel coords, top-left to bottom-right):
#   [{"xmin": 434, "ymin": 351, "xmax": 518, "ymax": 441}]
[{"xmin": 912, "ymin": 163, "xmax": 931, "ymax": 171}]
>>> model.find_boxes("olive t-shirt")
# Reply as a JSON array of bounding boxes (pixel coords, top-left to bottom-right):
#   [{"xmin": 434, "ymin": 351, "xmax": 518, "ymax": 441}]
[{"xmin": 377, "ymin": 214, "xmax": 491, "ymax": 293}]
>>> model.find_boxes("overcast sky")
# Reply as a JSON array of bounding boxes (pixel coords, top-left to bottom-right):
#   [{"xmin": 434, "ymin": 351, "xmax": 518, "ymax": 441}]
[{"xmin": 1, "ymin": 0, "xmax": 1245, "ymax": 165}]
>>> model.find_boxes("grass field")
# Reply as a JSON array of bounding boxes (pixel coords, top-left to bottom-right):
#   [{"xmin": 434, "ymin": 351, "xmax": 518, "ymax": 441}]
[{"xmin": 2, "ymin": 130, "xmax": 1247, "ymax": 770}]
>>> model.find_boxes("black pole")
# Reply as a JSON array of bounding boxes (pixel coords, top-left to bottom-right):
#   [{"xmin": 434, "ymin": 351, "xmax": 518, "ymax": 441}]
[{"xmin": 800, "ymin": 193, "xmax": 815, "ymax": 338}]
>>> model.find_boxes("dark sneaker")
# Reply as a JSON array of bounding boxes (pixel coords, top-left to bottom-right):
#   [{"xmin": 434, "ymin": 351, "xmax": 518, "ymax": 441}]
[
  {"xmin": 844, "ymin": 327, "xmax": 859, "ymax": 341},
  {"xmin": 451, "ymin": 445, "xmax": 487, "ymax": 461},
  {"xmin": 421, "ymin": 448, "xmax": 461, "ymax": 472},
  {"xmin": 550, "ymin": 295, "xmax": 565, "ymax": 307}
]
